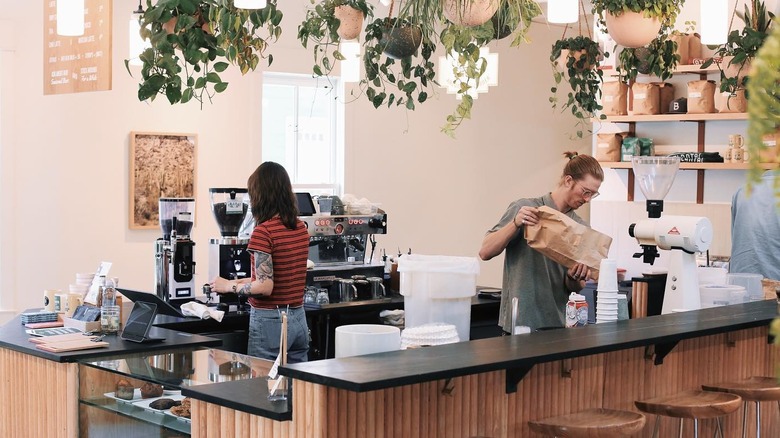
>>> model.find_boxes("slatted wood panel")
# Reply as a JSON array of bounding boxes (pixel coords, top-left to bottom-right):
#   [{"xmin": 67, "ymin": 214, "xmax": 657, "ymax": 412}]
[
  {"xmin": 0, "ymin": 349, "xmax": 78, "ymax": 438},
  {"xmin": 190, "ymin": 326, "xmax": 779, "ymax": 438}
]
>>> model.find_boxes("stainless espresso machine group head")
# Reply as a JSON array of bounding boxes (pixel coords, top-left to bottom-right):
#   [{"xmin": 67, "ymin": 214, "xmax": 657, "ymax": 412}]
[{"xmin": 155, "ymin": 198, "xmax": 197, "ymax": 302}]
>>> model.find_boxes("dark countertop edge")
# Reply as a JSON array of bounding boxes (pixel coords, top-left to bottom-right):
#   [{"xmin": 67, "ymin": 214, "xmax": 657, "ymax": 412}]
[
  {"xmin": 181, "ymin": 384, "xmax": 292, "ymax": 421},
  {"xmin": 279, "ymin": 301, "xmax": 776, "ymax": 392}
]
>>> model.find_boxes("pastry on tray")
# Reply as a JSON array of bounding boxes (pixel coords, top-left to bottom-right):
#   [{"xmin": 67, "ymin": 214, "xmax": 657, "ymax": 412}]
[
  {"xmin": 140, "ymin": 382, "xmax": 163, "ymax": 399},
  {"xmin": 170, "ymin": 397, "xmax": 191, "ymax": 418},
  {"xmin": 149, "ymin": 398, "xmax": 181, "ymax": 410},
  {"xmin": 115, "ymin": 379, "xmax": 135, "ymax": 400}
]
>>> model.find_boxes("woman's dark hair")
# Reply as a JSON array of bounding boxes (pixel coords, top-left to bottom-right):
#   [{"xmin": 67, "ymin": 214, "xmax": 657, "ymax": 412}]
[
  {"xmin": 560, "ymin": 151, "xmax": 604, "ymax": 183},
  {"xmin": 247, "ymin": 162, "xmax": 299, "ymax": 229}
]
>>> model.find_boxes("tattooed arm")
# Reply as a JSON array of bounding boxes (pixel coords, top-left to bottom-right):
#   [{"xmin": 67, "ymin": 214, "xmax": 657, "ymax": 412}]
[{"xmin": 209, "ymin": 250, "xmax": 274, "ymax": 296}]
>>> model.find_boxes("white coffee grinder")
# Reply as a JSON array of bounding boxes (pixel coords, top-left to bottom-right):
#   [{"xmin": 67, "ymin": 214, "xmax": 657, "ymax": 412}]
[{"xmin": 628, "ymin": 157, "xmax": 713, "ymax": 314}]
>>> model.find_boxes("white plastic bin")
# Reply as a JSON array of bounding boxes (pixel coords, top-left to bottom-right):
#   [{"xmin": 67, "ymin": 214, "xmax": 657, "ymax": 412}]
[
  {"xmin": 335, "ymin": 324, "xmax": 401, "ymax": 358},
  {"xmin": 727, "ymin": 273, "xmax": 764, "ymax": 302},
  {"xmin": 397, "ymin": 254, "xmax": 480, "ymax": 343}
]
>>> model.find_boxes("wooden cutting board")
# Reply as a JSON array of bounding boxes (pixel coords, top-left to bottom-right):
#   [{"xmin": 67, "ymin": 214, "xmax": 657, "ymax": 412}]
[
  {"xmin": 36, "ymin": 338, "xmax": 109, "ymax": 352},
  {"xmin": 25, "ymin": 321, "xmax": 65, "ymax": 329},
  {"xmin": 29, "ymin": 333, "xmax": 95, "ymax": 344}
]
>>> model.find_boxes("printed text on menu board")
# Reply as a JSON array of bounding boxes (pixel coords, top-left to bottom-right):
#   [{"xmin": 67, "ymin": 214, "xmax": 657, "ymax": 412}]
[{"xmin": 43, "ymin": 0, "xmax": 112, "ymax": 95}]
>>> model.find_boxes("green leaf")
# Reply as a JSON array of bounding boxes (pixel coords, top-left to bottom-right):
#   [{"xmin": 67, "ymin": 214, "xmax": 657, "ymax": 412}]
[
  {"xmin": 214, "ymin": 82, "xmax": 228, "ymax": 93},
  {"xmin": 206, "ymin": 72, "xmax": 221, "ymax": 83},
  {"xmin": 213, "ymin": 62, "xmax": 229, "ymax": 73}
]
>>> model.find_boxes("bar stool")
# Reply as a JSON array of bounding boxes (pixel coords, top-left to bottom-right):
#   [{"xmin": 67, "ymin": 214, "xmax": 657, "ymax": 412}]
[
  {"xmin": 703, "ymin": 376, "xmax": 780, "ymax": 437},
  {"xmin": 635, "ymin": 390, "xmax": 742, "ymax": 438},
  {"xmin": 528, "ymin": 408, "xmax": 646, "ymax": 437}
]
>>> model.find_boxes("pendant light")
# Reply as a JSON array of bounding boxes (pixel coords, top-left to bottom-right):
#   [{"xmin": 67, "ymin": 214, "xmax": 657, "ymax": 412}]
[
  {"xmin": 340, "ymin": 41, "xmax": 361, "ymax": 83},
  {"xmin": 128, "ymin": 1, "xmax": 150, "ymax": 66},
  {"xmin": 234, "ymin": 0, "xmax": 267, "ymax": 9},
  {"xmin": 57, "ymin": 0, "xmax": 85, "ymax": 36},
  {"xmin": 700, "ymin": 0, "xmax": 728, "ymax": 45},
  {"xmin": 548, "ymin": 0, "xmax": 578, "ymax": 24}
]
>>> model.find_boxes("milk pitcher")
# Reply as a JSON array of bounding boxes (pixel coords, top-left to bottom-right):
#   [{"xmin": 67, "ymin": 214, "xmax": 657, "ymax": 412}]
[
  {"xmin": 338, "ymin": 279, "xmax": 358, "ymax": 302},
  {"xmin": 367, "ymin": 277, "xmax": 386, "ymax": 299}
]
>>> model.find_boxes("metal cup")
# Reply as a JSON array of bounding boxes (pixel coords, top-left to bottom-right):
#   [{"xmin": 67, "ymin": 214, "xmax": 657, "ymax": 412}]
[
  {"xmin": 367, "ymin": 277, "xmax": 386, "ymax": 299},
  {"xmin": 338, "ymin": 279, "xmax": 358, "ymax": 302}
]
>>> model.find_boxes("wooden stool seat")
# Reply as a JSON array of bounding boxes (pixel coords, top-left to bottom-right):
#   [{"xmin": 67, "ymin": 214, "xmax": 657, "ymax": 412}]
[
  {"xmin": 702, "ymin": 376, "xmax": 780, "ymax": 402},
  {"xmin": 635, "ymin": 390, "xmax": 742, "ymax": 419},
  {"xmin": 528, "ymin": 408, "xmax": 646, "ymax": 437}
]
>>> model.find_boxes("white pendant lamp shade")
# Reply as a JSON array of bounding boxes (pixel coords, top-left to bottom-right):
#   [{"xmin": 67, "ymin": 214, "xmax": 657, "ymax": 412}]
[
  {"xmin": 128, "ymin": 13, "xmax": 150, "ymax": 66},
  {"xmin": 340, "ymin": 41, "xmax": 361, "ymax": 83},
  {"xmin": 57, "ymin": 0, "xmax": 85, "ymax": 36},
  {"xmin": 700, "ymin": 0, "xmax": 728, "ymax": 45},
  {"xmin": 234, "ymin": 0, "xmax": 267, "ymax": 9},
  {"xmin": 548, "ymin": 0, "xmax": 578, "ymax": 24}
]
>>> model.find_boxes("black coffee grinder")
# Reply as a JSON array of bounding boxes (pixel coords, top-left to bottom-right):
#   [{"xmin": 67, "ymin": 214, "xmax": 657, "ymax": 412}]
[
  {"xmin": 207, "ymin": 188, "xmax": 252, "ymax": 310},
  {"xmin": 154, "ymin": 198, "xmax": 196, "ymax": 302}
]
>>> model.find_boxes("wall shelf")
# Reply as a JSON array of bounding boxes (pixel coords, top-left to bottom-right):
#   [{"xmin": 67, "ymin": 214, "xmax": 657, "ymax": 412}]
[
  {"xmin": 602, "ymin": 113, "xmax": 748, "ymax": 123},
  {"xmin": 600, "ymin": 162, "xmax": 778, "ymax": 170}
]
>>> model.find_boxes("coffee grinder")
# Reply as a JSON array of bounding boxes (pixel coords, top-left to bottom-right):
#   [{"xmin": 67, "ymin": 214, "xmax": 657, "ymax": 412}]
[
  {"xmin": 208, "ymin": 188, "xmax": 252, "ymax": 305},
  {"xmin": 155, "ymin": 198, "xmax": 197, "ymax": 302},
  {"xmin": 628, "ymin": 157, "xmax": 713, "ymax": 313}
]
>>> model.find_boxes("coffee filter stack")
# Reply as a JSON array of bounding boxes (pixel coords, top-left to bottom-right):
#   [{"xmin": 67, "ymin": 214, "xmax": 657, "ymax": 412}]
[{"xmin": 596, "ymin": 259, "xmax": 619, "ymax": 323}]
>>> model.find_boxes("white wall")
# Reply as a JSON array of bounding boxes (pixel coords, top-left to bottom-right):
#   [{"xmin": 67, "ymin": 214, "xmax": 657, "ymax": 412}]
[{"xmin": 0, "ymin": 0, "xmax": 589, "ymax": 319}]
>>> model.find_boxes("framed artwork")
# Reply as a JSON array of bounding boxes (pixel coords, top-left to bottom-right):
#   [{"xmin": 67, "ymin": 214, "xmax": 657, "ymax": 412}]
[{"xmin": 129, "ymin": 132, "xmax": 197, "ymax": 229}]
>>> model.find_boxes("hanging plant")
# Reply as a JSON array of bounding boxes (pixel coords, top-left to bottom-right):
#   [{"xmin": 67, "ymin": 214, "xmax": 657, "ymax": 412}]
[
  {"xmin": 701, "ymin": 0, "xmax": 774, "ymax": 95},
  {"xmin": 746, "ymin": 21, "xmax": 780, "ymax": 193},
  {"xmin": 550, "ymin": 35, "xmax": 606, "ymax": 139},
  {"xmin": 616, "ymin": 36, "xmax": 679, "ymax": 83},
  {"xmin": 298, "ymin": 0, "xmax": 374, "ymax": 78},
  {"xmin": 128, "ymin": 0, "xmax": 283, "ymax": 105},
  {"xmin": 360, "ymin": 16, "xmax": 436, "ymax": 110},
  {"xmin": 591, "ymin": 0, "xmax": 685, "ymax": 48}
]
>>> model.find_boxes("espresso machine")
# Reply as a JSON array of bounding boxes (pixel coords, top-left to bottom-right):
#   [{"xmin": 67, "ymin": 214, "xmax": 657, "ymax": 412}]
[
  {"xmin": 300, "ymin": 195, "xmax": 388, "ymax": 303},
  {"xmin": 154, "ymin": 198, "xmax": 197, "ymax": 302},
  {"xmin": 628, "ymin": 157, "xmax": 713, "ymax": 313},
  {"xmin": 208, "ymin": 188, "xmax": 252, "ymax": 306}
]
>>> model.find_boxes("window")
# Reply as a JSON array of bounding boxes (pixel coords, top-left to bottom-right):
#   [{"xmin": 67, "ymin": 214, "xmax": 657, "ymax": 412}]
[{"xmin": 261, "ymin": 73, "xmax": 344, "ymax": 196}]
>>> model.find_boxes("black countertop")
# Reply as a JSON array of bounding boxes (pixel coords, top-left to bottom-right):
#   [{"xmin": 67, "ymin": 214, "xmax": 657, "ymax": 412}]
[
  {"xmin": 181, "ymin": 378, "xmax": 291, "ymax": 421},
  {"xmin": 0, "ymin": 312, "xmax": 222, "ymax": 363},
  {"xmin": 280, "ymin": 300, "xmax": 778, "ymax": 393}
]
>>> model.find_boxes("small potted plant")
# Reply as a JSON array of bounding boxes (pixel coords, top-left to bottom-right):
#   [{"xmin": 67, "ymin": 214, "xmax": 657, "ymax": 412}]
[
  {"xmin": 550, "ymin": 35, "xmax": 606, "ymax": 138},
  {"xmin": 129, "ymin": 0, "xmax": 283, "ymax": 105},
  {"xmin": 298, "ymin": 0, "xmax": 373, "ymax": 77},
  {"xmin": 591, "ymin": 0, "xmax": 685, "ymax": 48}
]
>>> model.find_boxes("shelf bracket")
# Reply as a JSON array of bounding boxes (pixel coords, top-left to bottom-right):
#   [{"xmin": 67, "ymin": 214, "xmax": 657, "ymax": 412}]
[
  {"xmin": 627, "ymin": 169, "xmax": 635, "ymax": 202},
  {"xmin": 653, "ymin": 341, "xmax": 679, "ymax": 365},
  {"xmin": 506, "ymin": 364, "xmax": 535, "ymax": 393}
]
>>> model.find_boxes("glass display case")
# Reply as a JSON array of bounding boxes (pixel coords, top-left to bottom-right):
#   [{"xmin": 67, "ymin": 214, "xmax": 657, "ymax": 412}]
[{"xmin": 78, "ymin": 347, "xmax": 274, "ymax": 436}]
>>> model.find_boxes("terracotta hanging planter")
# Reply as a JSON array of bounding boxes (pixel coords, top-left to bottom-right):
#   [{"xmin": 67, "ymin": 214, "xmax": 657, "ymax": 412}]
[
  {"xmin": 604, "ymin": 10, "xmax": 661, "ymax": 48},
  {"xmin": 443, "ymin": 0, "xmax": 499, "ymax": 27},
  {"xmin": 379, "ymin": 24, "xmax": 422, "ymax": 60},
  {"xmin": 334, "ymin": 5, "xmax": 365, "ymax": 40},
  {"xmin": 555, "ymin": 49, "xmax": 594, "ymax": 71}
]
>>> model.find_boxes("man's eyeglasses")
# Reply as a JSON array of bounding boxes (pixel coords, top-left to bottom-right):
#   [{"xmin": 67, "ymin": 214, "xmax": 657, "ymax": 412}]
[{"xmin": 574, "ymin": 181, "xmax": 600, "ymax": 199}]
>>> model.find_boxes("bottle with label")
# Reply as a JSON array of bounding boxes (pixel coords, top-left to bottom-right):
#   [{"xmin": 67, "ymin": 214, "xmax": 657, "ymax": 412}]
[
  {"xmin": 100, "ymin": 279, "xmax": 120, "ymax": 333},
  {"xmin": 565, "ymin": 292, "xmax": 588, "ymax": 327}
]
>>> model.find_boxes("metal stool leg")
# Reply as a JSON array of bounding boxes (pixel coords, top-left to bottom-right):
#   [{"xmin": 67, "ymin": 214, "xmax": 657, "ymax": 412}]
[
  {"xmin": 755, "ymin": 401, "xmax": 761, "ymax": 438},
  {"xmin": 742, "ymin": 400, "xmax": 749, "ymax": 438},
  {"xmin": 652, "ymin": 415, "xmax": 660, "ymax": 438},
  {"xmin": 694, "ymin": 418, "xmax": 699, "ymax": 438},
  {"xmin": 715, "ymin": 417, "xmax": 724, "ymax": 438},
  {"xmin": 678, "ymin": 418, "xmax": 684, "ymax": 438}
]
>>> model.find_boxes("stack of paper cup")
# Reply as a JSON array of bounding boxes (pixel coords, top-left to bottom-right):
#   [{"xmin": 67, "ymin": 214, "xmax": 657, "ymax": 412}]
[
  {"xmin": 596, "ymin": 259, "xmax": 619, "ymax": 323},
  {"xmin": 75, "ymin": 272, "xmax": 95, "ymax": 286}
]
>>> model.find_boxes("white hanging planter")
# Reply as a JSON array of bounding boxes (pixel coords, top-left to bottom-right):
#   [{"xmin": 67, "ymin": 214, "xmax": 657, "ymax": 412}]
[
  {"xmin": 443, "ymin": 0, "xmax": 499, "ymax": 27},
  {"xmin": 604, "ymin": 10, "xmax": 661, "ymax": 48},
  {"xmin": 334, "ymin": 5, "xmax": 364, "ymax": 40}
]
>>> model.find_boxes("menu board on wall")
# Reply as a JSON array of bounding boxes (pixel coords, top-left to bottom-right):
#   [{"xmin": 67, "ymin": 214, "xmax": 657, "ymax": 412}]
[{"xmin": 43, "ymin": 0, "xmax": 112, "ymax": 95}]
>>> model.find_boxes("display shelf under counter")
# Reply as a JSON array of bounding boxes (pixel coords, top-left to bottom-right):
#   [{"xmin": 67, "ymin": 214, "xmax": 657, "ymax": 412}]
[{"xmin": 78, "ymin": 347, "xmax": 288, "ymax": 436}]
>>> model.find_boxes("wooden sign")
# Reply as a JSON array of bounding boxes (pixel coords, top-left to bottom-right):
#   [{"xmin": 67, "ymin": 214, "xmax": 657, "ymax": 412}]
[{"xmin": 43, "ymin": 0, "xmax": 112, "ymax": 94}]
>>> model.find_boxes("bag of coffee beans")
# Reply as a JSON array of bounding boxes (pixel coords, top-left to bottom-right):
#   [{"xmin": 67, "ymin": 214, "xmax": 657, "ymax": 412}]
[
  {"xmin": 631, "ymin": 83, "xmax": 661, "ymax": 115},
  {"xmin": 602, "ymin": 81, "xmax": 628, "ymax": 116},
  {"xmin": 595, "ymin": 132, "xmax": 626, "ymax": 162},
  {"xmin": 687, "ymin": 80, "xmax": 716, "ymax": 114}
]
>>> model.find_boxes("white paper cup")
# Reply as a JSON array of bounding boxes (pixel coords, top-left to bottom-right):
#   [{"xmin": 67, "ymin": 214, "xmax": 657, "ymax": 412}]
[{"xmin": 597, "ymin": 259, "xmax": 618, "ymax": 291}]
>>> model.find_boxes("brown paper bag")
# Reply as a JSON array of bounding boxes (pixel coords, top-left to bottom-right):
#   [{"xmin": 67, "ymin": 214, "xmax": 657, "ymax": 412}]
[
  {"xmin": 524, "ymin": 206, "xmax": 613, "ymax": 280},
  {"xmin": 602, "ymin": 81, "xmax": 628, "ymax": 116},
  {"xmin": 631, "ymin": 83, "xmax": 661, "ymax": 115},
  {"xmin": 651, "ymin": 82, "xmax": 675, "ymax": 114},
  {"xmin": 687, "ymin": 80, "xmax": 716, "ymax": 114},
  {"xmin": 595, "ymin": 132, "xmax": 625, "ymax": 162}
]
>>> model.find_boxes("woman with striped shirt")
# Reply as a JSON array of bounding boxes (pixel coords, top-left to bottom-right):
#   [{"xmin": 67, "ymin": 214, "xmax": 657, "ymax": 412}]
[{"xmin": 209, "ymin": 162, "xmax": 310, "ymax": 362}]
